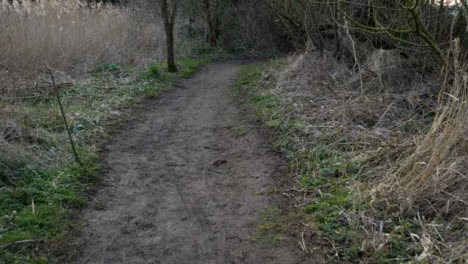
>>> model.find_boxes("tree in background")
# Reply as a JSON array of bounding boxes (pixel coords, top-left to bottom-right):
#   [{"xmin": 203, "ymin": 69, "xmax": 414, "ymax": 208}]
[
  {"xmin": 202, "ymin": 0, "xmax": 223, "ymax": 47},
  {"xmin": 184, "ymin": 0, "xmax": 231, "ymax": 47},
  {"xmin": 268, "ymin": 0, "xmax": 468, "ymax": 67},
  {"xmin": 156, "ymin": 0, "xmax": 178, "ymax": 72}
]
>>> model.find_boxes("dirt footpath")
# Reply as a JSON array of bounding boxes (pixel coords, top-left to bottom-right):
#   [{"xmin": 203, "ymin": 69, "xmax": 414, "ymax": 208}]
[{"xmin": 72, "ymin": 62, "xmax": 313, "ymax": 264}]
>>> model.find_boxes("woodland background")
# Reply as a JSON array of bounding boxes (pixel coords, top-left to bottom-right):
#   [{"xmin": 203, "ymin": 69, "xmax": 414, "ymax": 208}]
[{"xmin": 1, "ymin": 0, "xmax": 467, "ymax": 263}]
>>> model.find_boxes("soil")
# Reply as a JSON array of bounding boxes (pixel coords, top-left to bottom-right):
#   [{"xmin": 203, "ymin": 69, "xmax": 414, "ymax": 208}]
[{"xmin": 71, "ymin": 62, "xmax": 316, "ymax": 264}]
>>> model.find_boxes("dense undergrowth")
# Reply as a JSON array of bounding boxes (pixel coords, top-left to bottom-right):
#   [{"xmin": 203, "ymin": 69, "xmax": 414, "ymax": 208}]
[
  {"xmin": 0, "ymin": 48, "xmax": 230, "ymax": 263},
  {"xmin": 236, "ymin": 55, "xmax": 468, "ymax": 263}
]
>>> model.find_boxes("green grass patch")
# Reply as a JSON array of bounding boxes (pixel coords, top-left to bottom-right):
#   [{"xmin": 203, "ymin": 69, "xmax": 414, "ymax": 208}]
[
  {"xmin": 0, "ymin": 151, "xmax": 98, "ymax": 263},
  {"xmin": 139, "ymin": 58, "xmax": 211, "ymax": 98},
  {"xmin": 176, "ymin": 58, "xmax": 211, "ymax": 77}
]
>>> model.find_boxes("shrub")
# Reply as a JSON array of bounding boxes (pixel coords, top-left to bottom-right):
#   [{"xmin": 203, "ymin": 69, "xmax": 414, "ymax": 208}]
[{"xmin": 141, "ymin": 64, "xmax": 161, "ymax": 80}]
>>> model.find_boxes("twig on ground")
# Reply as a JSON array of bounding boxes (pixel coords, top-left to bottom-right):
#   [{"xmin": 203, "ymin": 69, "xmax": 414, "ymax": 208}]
[{"xmin": 0, "ymin": 239, "xmax": 41, "ymax": 250}]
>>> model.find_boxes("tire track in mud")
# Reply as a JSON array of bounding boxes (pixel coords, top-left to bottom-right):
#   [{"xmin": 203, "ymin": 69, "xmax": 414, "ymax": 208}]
[{"xmin": 72, "ymin": 62, "xmax": 315, "ymax": 264}]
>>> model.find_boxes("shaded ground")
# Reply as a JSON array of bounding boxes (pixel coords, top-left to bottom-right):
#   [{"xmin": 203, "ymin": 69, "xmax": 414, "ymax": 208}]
[{"xmin": 71, "ymin": 62, "xmax": 314, "ymax": 264}]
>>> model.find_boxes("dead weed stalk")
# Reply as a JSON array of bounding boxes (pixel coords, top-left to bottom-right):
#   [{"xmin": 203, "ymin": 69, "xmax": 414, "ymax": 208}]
[{"xmin": 378, "ymin": 39, "xmax": 468, "ymax": 217}]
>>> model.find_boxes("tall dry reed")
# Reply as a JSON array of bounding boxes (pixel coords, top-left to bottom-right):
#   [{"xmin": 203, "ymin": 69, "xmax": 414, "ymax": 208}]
[
  {"xmin": 376, "ymin": 39, "xmax": 468, "ymax": 217},
  {"xmin": 0, "ymin": 0, "xmax": 165, "ymax": 75}
]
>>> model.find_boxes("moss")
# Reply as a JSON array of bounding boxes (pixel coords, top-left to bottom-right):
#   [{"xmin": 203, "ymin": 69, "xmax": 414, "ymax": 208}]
[
  {"xmin": 232, "ymin": 126, "xmax": 248, "ymax": 137},
  {"xmin": 250, "ymin": 206, "xmax": 287, "ymax": 244}
]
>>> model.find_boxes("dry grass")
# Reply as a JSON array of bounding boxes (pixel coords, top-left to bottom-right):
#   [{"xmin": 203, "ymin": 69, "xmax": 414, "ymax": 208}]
[
  {"xmin": 0, "ymin": 0, "xmax": 166, "ymax": 97},
  {"xmin": 1, "ymin": 0, "xmax": 164, "ymax": 68},
  {"xmin": 379, "ymin": 48, "xmax": 468, "ymax": 216},
  {"xmin": 374, "ymin": 41, "xmax": 468, "ymax": 262},
  {"xmin": 252, "ymin": 47, "xmax": 467, "ymax": 262}
]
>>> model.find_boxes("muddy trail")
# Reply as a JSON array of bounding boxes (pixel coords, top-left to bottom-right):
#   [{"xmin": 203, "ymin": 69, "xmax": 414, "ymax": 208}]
[{"xmin": 71, "ymin": 62, "xmax": 313, "ymax": 264}]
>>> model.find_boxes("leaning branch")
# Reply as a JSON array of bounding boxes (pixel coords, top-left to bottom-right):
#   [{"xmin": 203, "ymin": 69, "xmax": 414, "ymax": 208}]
[{"xmin": 46, "ymin": 66, "xmax": 82, "ymax": 165}]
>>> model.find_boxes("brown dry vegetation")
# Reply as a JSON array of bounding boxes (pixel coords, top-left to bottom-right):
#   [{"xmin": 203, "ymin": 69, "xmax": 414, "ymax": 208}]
[
  {"xmin": 241, "ymin": 47, "xmax": 468, "ymax": 263},
  {"xmin": 0, "ymin": 1, "xmax": 161, "ymax": 68},
  {"xmin": 241, "ymin": 43, "xmax": 468, "ymax": 263},
  {"xmin": 244, "ymin": 1, "xmax": 468, "ymax": 262},
  {"xmin": 0, "ymin": 0, "xmax": 167, "ymax": 96}
]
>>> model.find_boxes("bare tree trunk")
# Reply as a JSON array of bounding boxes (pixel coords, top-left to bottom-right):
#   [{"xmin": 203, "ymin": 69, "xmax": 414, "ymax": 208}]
[
  {"xmin": 208, "ymin": 20, "xmax": 218, "ymax": 47},
  {"xmin": 203, "ymin": 0, "xmax": 220, "ymax": 47},
  {"xmin": 160, "ymin": 0, "xmax": 178, "ymax": 72},
  {"xmin": 165, "ymin": 21, "xmax": 177, "ymax": 72}
]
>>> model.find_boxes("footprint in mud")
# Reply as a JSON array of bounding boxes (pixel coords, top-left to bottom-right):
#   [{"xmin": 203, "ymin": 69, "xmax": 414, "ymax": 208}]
[{"xmin": 213, "ymin": 159, "xmax": 228, "ymax": 166}]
